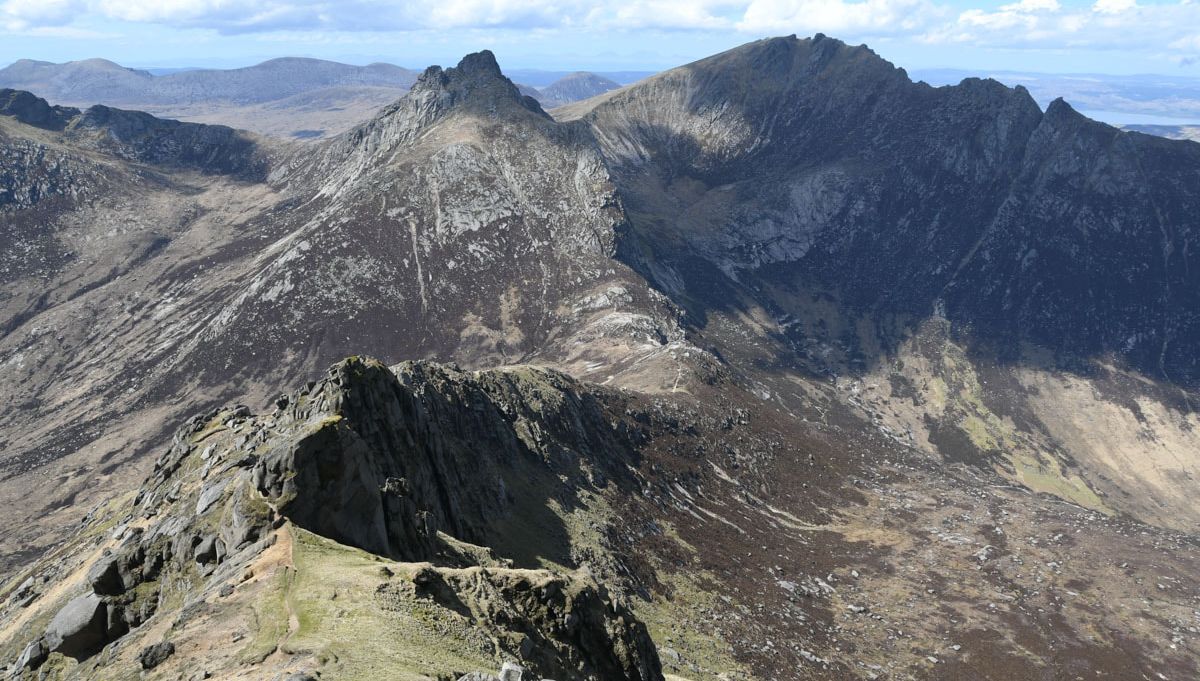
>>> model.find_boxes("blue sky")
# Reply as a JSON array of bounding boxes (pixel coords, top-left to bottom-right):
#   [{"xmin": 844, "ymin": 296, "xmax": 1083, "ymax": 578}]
[{"xmin": 1, "ymin": 0, "xmax": 1197, "ymax": 75}]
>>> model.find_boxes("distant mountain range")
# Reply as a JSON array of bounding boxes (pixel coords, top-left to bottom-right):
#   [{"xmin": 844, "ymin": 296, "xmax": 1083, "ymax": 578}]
[
  {"xmin": 503, "ymin": 68, "xmax": 656, "ymax": 87},
  {"xmin": 0, "ymin": 57, "xmax": 420, "ymax": 106},
  {"xmin": 0, "ymin": 57, "xmax": 643, "ymax": 141},
  {"xmin": 1123, "ymin": 123, "xmax": 1200, "ymax": 142},
  {"xmin": 7, "ymin": 57, "xmax": 1199, "ymax": 144},
  {"xmin": 536, "ymin": 72, "xmax": 622, "ymax": 108},
  {"xmin": 3, "ymin": 37, "xmax": 1200, "ymax": 680}
]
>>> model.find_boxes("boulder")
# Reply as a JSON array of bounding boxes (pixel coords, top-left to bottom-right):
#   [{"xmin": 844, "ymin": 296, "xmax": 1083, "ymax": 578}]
[
  {"xmin": 138, "ymin": 641, "xmax": 175, "ymax": 669},
  {"xmin": 15, "ymin": 638, "xmax": 47, "ymax": 670},
  {"xmin": 195, "ymin": 478, "xmax": 230, "ymax": 515},
  {"xmin": 87, "ymin": 555, "xmax": 124, "ymax": 596},
  {"xmin": 194, "ymin": 535, "xmax": 219, "ymax": 564},
  {"xmin": 44, "ymin": 593, "xmax": 109, "ymax": 659}
]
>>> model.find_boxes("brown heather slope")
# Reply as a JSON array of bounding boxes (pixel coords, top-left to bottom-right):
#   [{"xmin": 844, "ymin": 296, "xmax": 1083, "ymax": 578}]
[
  {"xmin": 3, "ymin": 37, "xmax": 1200, "ymax": 680},
  {"xmin": 4, "ymin": 357, "xmax": 1198, "ymax": 680}
]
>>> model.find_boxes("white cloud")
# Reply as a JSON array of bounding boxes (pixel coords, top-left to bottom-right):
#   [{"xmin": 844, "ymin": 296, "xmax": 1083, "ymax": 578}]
[
  {"xmin": 1092, "ymin": 0, "xmax": 1136, "ymax": 14},
  {"xmin": 737, "ymin": 0, "xmax": 944, "ymax": 34},
  {"xmin": 923, "ymin": 0, "xmax": 1200, "ymax": 60},
  {"xmin": 1001, "ymin": 0, "xmax": 1059, "ymax": 12},
  {"xmin": 1, "ymin": 0, "xmax": 81, "ymax": 30},
  {"xmin": 1172, "ymin": 34, "xmax": 1200, "ymax": 51},
  {"xmin": 948, "ymin": 0, "xmax": 1062, "ymax": 35},
  {"xmin": 607, "ymin": 0, "xmax": 738, "ymax": 30},
  {"xmin": 2, "ymin": 0, "xmax": 1200, "ymax": 67}
]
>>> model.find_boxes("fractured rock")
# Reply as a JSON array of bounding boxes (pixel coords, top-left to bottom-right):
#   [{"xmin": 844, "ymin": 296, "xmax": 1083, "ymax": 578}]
[
  {"xmin": 15, "ymin": 638, "xmax": 47, "ymax": 671},
  {"xmin": 138, "ymin": 641, "xmax": 175, "ymax": 669}
]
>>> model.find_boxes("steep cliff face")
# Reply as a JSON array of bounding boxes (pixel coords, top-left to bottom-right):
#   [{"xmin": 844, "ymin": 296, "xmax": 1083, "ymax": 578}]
[
  {"xmin": 0, "ymin": 358, "xmax": 662, "ymax": 681},
  {"xmin": 566, "ymin": 34, "xmax": 1200, "ymax": 384},
  {"xmin": 251, "ymin": 358, "xmax": 646, "ymax": 562}
]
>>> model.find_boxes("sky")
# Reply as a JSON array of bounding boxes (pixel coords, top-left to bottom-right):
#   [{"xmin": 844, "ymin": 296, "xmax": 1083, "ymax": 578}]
[{"xmin": 0, "ymin": 0, "xmax": 1198, "ymax": 76}]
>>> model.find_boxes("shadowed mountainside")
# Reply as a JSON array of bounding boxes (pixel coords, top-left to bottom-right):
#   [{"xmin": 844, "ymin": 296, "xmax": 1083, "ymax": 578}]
[
  {"xmin": 3, "ymin": 37, "xmax": 1200, "ymax": 680},
  {"xmin": 565, "ymin": 34, "xmax": 1200, "ymax": 386}
]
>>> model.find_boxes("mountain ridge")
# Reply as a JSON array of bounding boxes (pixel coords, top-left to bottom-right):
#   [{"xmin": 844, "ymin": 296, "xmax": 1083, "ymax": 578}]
[
  {"xmin": 0, "ymin": 56, "xmax": 420, "ymax": 107},
  {"xmin": 566, "ymin": 34, "xmax": 1200, "ymax": 385},
  {"xmin": 3, "ymin": 35, "xmax": 1200, "ymax": 680}
]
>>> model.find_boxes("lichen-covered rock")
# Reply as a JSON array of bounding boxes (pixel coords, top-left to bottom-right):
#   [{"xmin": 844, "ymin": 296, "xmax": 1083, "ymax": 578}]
[
  {"xmin": 137, "ymin": 640, "xmax": 174, "ymax": 669},
  {"xmin": 43, "ymin": 593, "xmax": 109, "ymax": 659},
  {"xmin": 14, "ymin": 637, "xmax": 47, "ymax": 671},
  {"xmin": 421, "ymin": 569, "xmax": 661, "ymax": 681}
]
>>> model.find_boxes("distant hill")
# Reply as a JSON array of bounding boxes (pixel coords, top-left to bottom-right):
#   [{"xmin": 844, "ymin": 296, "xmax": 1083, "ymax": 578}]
[
  {"xmin": 0, "ymin": 57, "xmax": 421, "ymax": 141},
  {"xmin": 502, "ymin": 68, "xmax": 655, "ymax": 87},
  {"xmin": 1123, "ymin": 123, "xmax": 1200, "ymax": 142},
  {"xmin": 0, "ymin": 58, "xmax": 642, "ymax": 141},
  {"xmin": 537, "ymin": 72, "xmax": 622, "ymax": 108},
  {"xmin": 0, "ymin": 56, "xmax": 418, "ymax": 106},
  {"xmin": 0, "ymin": 58, "xmax": 153, "ymax": 104}
]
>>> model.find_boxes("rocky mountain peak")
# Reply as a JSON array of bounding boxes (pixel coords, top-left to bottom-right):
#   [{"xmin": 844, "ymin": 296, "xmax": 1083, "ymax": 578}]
[
  {"xmin": 448, "ymin": 49, "xmax": 504, "ymax": 79},
  {"xmin": 408, "ymin": 49, "xmax": 545, "ymax": 118},
  {"xmin": 1042, "ymin": 95, "xmax": 1088, "ymax": 126},
  {"xmin": 0, "ymin": 87, "xmax": 267, "ymax": 180},
  {"xmin": 308, "ymin": 49, "xmax": 567, "ymax": 197},
  {"xmin": 0, "ymin": 88, "xmax": 76, "ymax": 130}
]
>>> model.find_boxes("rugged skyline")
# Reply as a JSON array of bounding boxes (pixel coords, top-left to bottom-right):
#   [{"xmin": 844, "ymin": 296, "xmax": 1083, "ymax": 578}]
[
  {"xmin": 2, "ymin": 0, "xmax": 1200, "ymax": 76},
  {"xmin": 3, "ymin": 34, "xmax": 1200, "ymax": 679},
  {"xmin": 2, "ymin": 52, "xmax": 1198, "ymax": 136}
]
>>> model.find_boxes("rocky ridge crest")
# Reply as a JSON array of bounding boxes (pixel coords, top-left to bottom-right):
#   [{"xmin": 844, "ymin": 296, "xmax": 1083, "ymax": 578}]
[{"xmin": 2, "ymin": 357, "xmax": 662, "ymax": 680}]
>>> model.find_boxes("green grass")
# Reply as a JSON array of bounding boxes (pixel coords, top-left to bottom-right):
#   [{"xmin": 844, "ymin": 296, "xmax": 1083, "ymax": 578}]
[
  {"xmin": 278, "ymin": 527, "xmax": 498, "ymax": 680},
  {"xmin": 239, "ymin": 564, "xmax": 291, "ymax": 665},
  {"xmin": 638, "ymin": 569, "xmax": 749, "ymax": 680},
  {"xmin": 921, "ymin": 335, "xmax": 1112, "ymax": 514}
]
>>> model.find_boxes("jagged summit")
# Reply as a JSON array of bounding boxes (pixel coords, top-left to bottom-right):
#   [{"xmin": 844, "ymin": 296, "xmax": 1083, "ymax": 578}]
[
  {"xmin": 312, "ymin": 49, "xmax": 568, "ymax": 193},
  {"xmin": 0, "ymin": 88, "xmax": 76, "ymax": 130},
  {"xmin": 0, "ymin": 88, "xmax": 265, "ymax": 176},
  {"xmin": 408, "ymin": 50, "xmax": 547, "ymax": 118},
  {"xmin": 557, "ymin": 32, "xmax": 1039, "ymax": 119}
]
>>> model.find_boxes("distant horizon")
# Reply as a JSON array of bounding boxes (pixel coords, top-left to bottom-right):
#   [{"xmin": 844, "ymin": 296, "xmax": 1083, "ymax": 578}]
[
  {"xmin": 2, "ymin": 0, "xmax": 1199, "ymax": 79},
  {"xmin": 5, "ymin": 38, "xmax": 1200, "ymax": 127},
  {"xmin": 6, "ymin": 45, "xmax": 1200, "ymax": 83}
]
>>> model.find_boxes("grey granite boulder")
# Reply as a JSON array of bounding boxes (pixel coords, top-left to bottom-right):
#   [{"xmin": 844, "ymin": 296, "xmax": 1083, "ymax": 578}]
[{"xmin": 44, "ymin": 593, "xmax": 108, "ymax": 659}]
